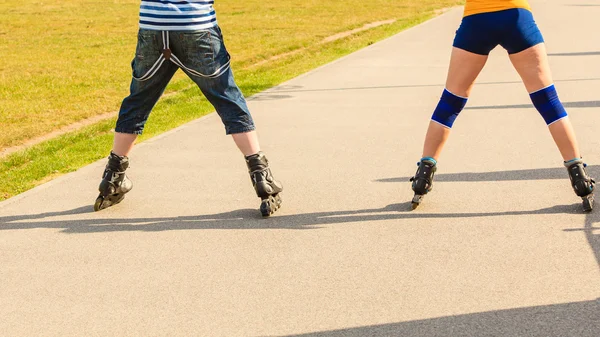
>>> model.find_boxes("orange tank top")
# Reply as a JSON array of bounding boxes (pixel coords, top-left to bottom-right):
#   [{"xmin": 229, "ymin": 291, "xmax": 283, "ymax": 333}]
[{"xmin": 464, "ymin": 0, "xmax": 531, "ymax": 17}]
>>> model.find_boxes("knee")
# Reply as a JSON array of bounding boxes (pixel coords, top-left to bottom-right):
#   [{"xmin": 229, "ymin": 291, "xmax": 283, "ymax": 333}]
[
  {"xmin": 530, "ymin": 84, "xmax": 568, "ymax": 125},
  {"xmin": 431, "ymin": 89, "xmax": 468, "ymax": 128}
]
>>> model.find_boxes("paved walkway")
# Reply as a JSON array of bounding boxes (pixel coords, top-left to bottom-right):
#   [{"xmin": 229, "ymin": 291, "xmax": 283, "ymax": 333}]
[{"xmin": 1, "ymin": 1, "xmax": 599, "ymax": 335}]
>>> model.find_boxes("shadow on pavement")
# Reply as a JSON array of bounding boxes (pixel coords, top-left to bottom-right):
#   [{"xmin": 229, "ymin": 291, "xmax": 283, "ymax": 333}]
[
  {"xmin": 1, "ymin": 167, "xmax": 598, "ymax": 271},
  {"xmin": 260, "ymin": 78, "xmax": 600, "ymax": 95},
  {"xmin": 279, "ymin": 298, "xmax": 600, "ymax": 337},
  {"xmin": 549, "ymin": 51, "xmax": 600, "ymax": 56},
  {"xmin": 0, "ymin": 202, "xmax": 585, "ymax": 233},
  {"xmin": 380, "ymin": 165, "xmax": 600, "ymax": 271},
  {"xmin": 376, "ymin": 165, "xmax": 599, "ymax": 183},
  {"xmin": 465, "ymin": 100, "xmax": 600, "ymax": 110},
  {"xmin": 0, "ymin": 205, "xmax": 93, "ymax": 222},
  {"xmin": 376, "ymin": 166, "xmax": 583, "ymax": 183}
]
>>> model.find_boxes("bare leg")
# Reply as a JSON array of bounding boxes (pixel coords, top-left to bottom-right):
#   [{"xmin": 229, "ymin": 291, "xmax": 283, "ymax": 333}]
[
  {"xmin": 232, "ymin": 131, "xmax": 261, "ymax": 157},
  {"xmin": 509, "ymin": 43, "xmax": 581, "ymax": 161},
  {"xmin": 113, "ymin": 130, "xmax": 261, "ymax": 158},
  {"xmin": 112, "ymin": 132, "xmax": 137, "ymax": 157},
  {"xmin": 422, "ymin": 48, "xmax": 488, "ymax": 159},
  {"xmin": 237, "ymin": 130, "xmax": 283, "ymax": 216}
]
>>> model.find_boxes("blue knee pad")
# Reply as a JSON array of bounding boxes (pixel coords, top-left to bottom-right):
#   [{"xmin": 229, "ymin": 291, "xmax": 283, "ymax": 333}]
[
  {"xmin": 431, "ymin": 89, "xmax": 468, "ymax": 128},
  {"xmin": 530, "ymin": 84, "xmax": 568, "ymax": 125}
]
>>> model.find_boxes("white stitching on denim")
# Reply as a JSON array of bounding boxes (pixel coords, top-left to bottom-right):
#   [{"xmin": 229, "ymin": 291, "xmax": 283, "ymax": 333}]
[
  {"xmin": 133, "ymin": 30, "xmax": 231, "ymax": 82},
  {"xmin": 170, "ymin": 52, "xmax": 230, "ymax": 79}
]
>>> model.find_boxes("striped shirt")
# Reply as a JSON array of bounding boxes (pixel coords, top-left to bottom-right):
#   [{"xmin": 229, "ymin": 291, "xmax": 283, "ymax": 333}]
[{"xmin": 139, "ymin": 0, "xmax": 217, "ymax": 31}]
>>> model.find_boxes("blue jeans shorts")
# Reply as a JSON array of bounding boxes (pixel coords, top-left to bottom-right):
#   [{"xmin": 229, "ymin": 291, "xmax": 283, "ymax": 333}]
[
  {"xmin": 116, "ymin": 25, "xmax": 255, "ymax": 135},
  {"xmin": 453, "ymin": 8, "xmax": 545, "ymax": 55}
]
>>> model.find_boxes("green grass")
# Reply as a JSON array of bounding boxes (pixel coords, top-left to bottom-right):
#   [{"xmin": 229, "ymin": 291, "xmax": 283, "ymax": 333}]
[{"xmin": 0, "ymin": 0, "xmax": 463, "ymax": 201}]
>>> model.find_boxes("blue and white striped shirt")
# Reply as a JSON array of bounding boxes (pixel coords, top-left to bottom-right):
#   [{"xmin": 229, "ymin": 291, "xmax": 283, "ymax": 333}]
[{"xmin": 139, "ymin": 0, "xmax": 217, "ymax": 31}]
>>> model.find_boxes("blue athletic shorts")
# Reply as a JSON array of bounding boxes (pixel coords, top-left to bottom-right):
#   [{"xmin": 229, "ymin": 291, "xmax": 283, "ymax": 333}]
[{"xmin": 453, "ymin": 8, "xmax": 545, "ymax": 55}]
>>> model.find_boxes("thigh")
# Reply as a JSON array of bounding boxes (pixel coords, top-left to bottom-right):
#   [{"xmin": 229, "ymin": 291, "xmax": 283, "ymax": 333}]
[
  {"xmin": 125, "ymin": 30, "xmax": 178, "ymax": 116},
  {"xmin": 508, "ymin": 43, "xmax": 553, "ymax": 93},
  {"xmin": 117, "ymin": 31, "xmax": 178, "ymax": 134},
  {"xmin": 446, "ymin": 47, "xmax": 488, "ymax": 97},
  {"xmin": 117, "ymin": 61, "xmax": 178, "ymax": 134},
  {"xmin": 173, "ymin": 27, "xmax": 253, "ymax": 130}
]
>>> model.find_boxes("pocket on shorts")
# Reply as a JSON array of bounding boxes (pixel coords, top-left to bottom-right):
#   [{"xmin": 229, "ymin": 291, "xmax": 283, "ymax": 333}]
[
  {"xmin": 132, "ymin": 30, "xmax": 162, "ymax": 79},
  {"xmin": 181, "ymin": 27, "xmax": 230, "ymax": 77}
]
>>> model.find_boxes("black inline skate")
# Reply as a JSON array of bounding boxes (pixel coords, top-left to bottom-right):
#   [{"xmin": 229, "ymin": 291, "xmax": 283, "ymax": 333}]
[
  {"xmin": 94, "ymin": 152, "xmax": 133, "ymax": 211},
  {"xmin": 410, "ymin": 157, "xmax": 437, "ymax": 210},
  {"xmin": 565, "ymin": 158, "xmax": 595, "ymax": 212},
  {"xmin": 246, "ymin": 152, "xmax": 283, "ymax": 217}
]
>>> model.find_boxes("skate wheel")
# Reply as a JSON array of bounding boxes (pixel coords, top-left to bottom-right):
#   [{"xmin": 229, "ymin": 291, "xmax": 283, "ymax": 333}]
[
  {"xmin": 411, "ymin": 194, "xmax": 424, "ymax": 210},
  {"xmin": 260, "ymin": 194, "xmax": 282, "ymax": 217},
  {"xmin": 94, "ymin": 196, "xmax": 105, "ymax": 212},
  {"xmin": 260, "ymin": 198, "xmax": 273, "ymax": 217},
  {"xmin": 582, "ymin": 195, "xmax": 594, "ymax": 213},
  {"xmin": 94, "ymin": 193, "xmax": 126, "ymax": 212},
  {"xmin": 274, "ymin": 194, "xmax": 282, "ymax": 208}
]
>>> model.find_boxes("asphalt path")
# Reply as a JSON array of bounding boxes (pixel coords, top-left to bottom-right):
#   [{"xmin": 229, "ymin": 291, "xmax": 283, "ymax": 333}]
[{"xmin": 1, "ymin": 1, "xmax": 599, "ymax": 335}]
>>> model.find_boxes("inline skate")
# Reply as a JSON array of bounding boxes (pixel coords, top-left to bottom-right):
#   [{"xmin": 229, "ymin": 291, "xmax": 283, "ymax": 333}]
[
  {"xmin": 565, "ymin": 158, "xmax": 595, "ymax": 212},
  {"xmin": 410, "ymin": 157, "xmax": 437, "ymax": 210},
  {"xmin": 246, "ymin": 152, "xmax": 283, "ymax": 217},
  {"xmin": 94, "ymin": 152, "xmax": 133, "ymax": 211}
]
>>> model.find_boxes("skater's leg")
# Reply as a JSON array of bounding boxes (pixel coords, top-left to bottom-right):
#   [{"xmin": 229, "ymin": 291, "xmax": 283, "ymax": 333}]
[
  {"xmin": 173, "ymin": 27, "xmax": 282, "ymax": 215},
  {"xmin": 112, "ymin": 32, "xmax": 178, "ymax": 157},
  {"xmin": 411, "ymin": 8, "xmax": 500, "ymax": 209},
  {"xmin": 113, "ymin": 133, "xmax": 137, "ymax": 157},
  {"xmin": 411, "ymin": 48, "xmax": 487, "ymax": 209},
  {"xmin": 508, "ymin": 43, "xmax": 580, "ymax": 161},
  {"xmin": 510, "ymin": 43, "xmax": 594, "ymax": 210},
  {"xmin": 548, "ymin": 120, "xmax": 580, "ymax": 162},
  {"xmin": 113, "ymin": 61, "xmax": 178, "ymax": 151},
  {"xmin": 191, "ymin": 67, "xmax": 283, "ymax": 216},
  {"xmin": 95, "ymin": 29, "xmax": 178, "ymax": 211},
  {"xmin": 422, "ymin": 48, "xmax": 488, "ymax": 159},
  {"xmin": 114, "ymin": 29, "xmax": 178, "ymax": 149},
  {"xmin": 232, "ymin": 130, "xmax": 260, "ymax": 157},
  {"xmin": 422, "ymin": 122, "xmax": 450, "ymax": 161}
]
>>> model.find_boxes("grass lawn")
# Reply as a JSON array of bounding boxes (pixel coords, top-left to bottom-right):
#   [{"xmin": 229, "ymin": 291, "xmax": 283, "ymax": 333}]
[{"xmin": 0, "ymin": 0, "xmax": 463, "ymax": 201}]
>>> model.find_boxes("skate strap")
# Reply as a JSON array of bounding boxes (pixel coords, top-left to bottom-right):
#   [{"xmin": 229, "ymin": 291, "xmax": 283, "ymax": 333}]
[
  {"xmin": 134, "ymin": 31, "xmax": 230, "ymax": 82},
  {"xmin": 249, "ymin": 167, "xmax": 269, "ymax": 175}
]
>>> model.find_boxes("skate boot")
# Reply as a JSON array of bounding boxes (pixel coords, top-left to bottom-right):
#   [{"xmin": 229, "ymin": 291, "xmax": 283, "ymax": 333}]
[
  {"xmin": 565, "ymin": 158, "xmax": 595, "ymax": 212},
  {"xmin": 94, "ymin": 152, "xmax": 133, "ymax": 211},
  {"xmin": 409, "ymin": 157, "xmax": 437, "ymax": 210},
  {"xmin": 246, "ymin": 152, "xmax": 283, "ymax": 217}
]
